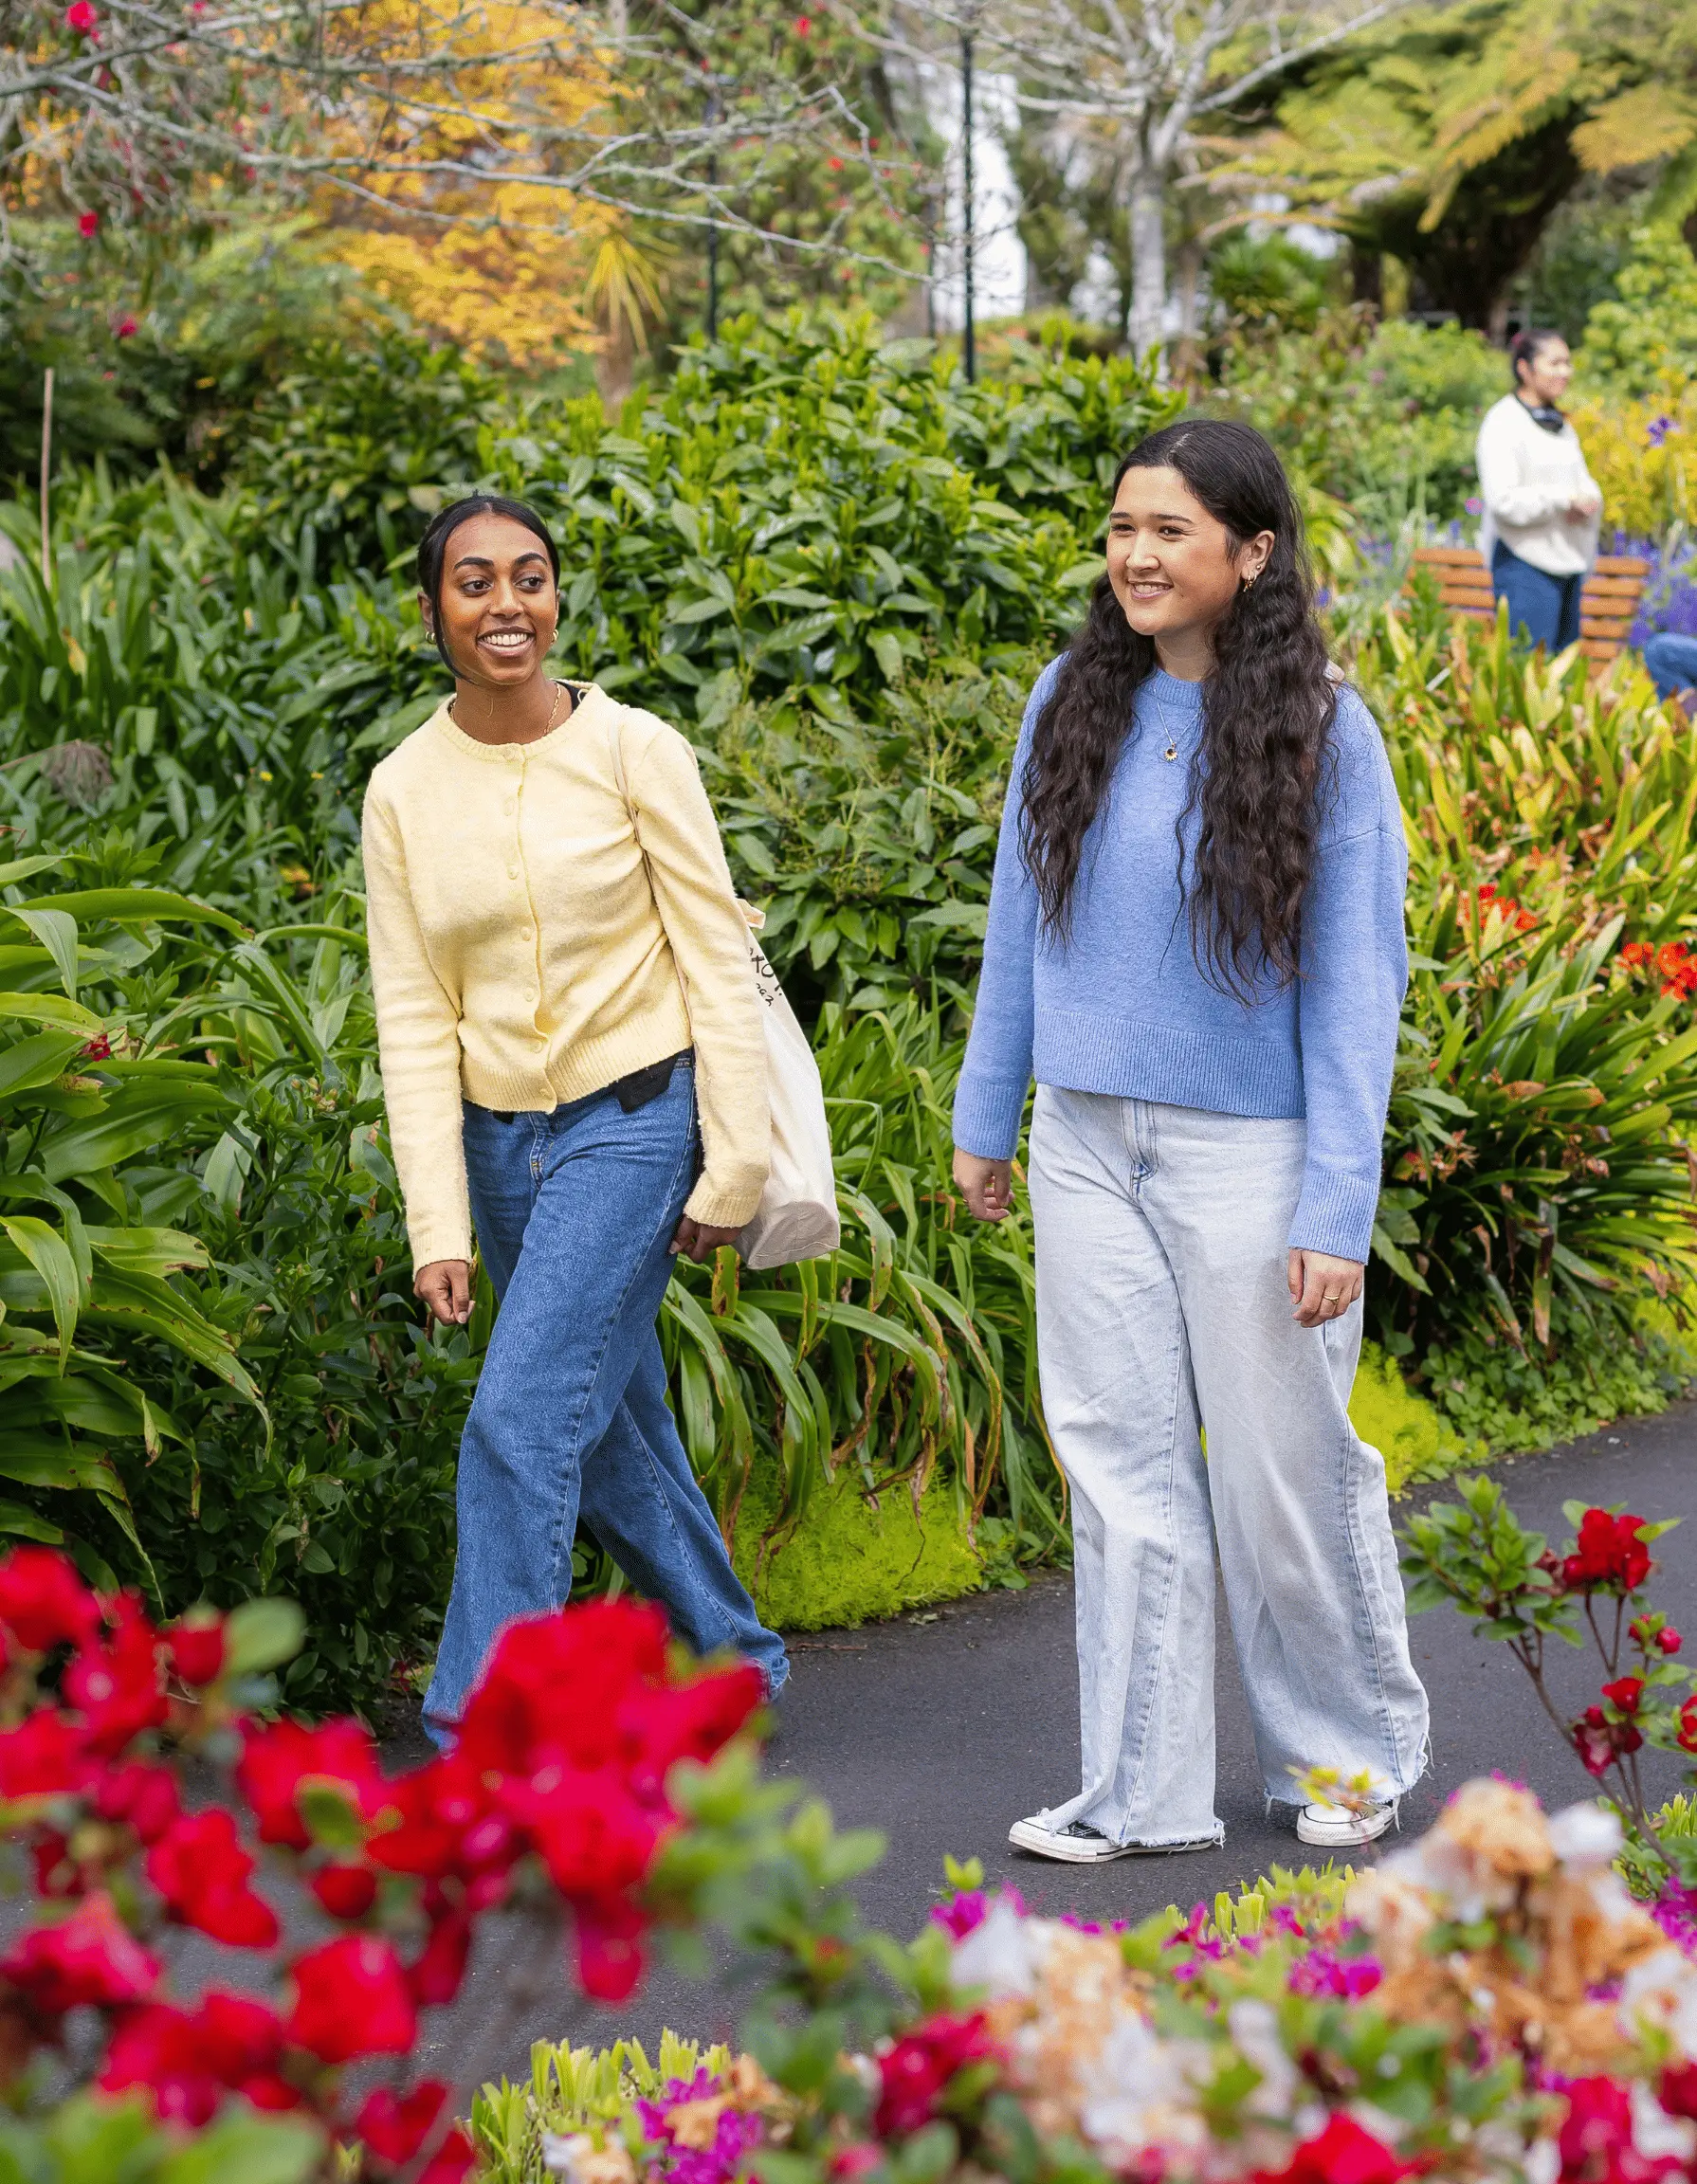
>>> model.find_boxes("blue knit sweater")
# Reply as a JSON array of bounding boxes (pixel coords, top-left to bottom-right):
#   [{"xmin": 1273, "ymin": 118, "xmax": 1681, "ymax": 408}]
[{"xmin": 951, "ymin": 663, "xmax": 1407, "ymax": 1265}]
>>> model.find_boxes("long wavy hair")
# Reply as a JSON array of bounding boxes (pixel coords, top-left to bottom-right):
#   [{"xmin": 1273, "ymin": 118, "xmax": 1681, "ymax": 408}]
[{"xmin": 1019, "ymin": 417, "xmax": 1336, "ymax": 994}]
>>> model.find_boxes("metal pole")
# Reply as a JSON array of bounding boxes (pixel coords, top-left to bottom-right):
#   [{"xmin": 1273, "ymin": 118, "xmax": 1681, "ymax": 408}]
[
  {"xmin": 960, "ymin": 27, "xmax": 976, "ymax": 382},
  {"xmin": 39, "ymin": 368, "xmax": 53, "ymax": 594},
  {"xmin": 706, "ymin": 83, "xmax": 721, "ymax": 340}
]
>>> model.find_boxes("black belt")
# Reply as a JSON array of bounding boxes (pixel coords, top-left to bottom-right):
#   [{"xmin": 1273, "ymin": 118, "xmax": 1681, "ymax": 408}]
[{"xmin": 487, "ymin": 1049, "xmax": 690, "ymax": 1124}]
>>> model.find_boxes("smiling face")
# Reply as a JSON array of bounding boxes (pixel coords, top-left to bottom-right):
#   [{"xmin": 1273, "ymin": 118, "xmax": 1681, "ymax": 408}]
[
  {"xmin": 420, "ymin": 511, "xmax": 558, "ymax": 687},
  {"xmin": 1517, "ymin": 337, "xmax": 1572, "ymax": 407},
  {"xmin": 1104, "ymin": 464, "xmax": 1274, "ymax": 669}
]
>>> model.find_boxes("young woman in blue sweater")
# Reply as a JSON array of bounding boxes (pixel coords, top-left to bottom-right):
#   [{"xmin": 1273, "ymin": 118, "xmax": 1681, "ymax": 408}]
[{"xmin": 953, "ymin": 418, "xmax": 1428, "ymax": 1862}]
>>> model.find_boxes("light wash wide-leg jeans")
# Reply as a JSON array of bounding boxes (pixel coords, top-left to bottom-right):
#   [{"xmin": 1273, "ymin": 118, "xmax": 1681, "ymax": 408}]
[
  {"xmin": 1027, "ymin": 1086, "xmax": 1429, "ymax": 1847},
  {"xmin": 422, "ymin": 1060, "xmax": 788, "ymax": 1745}
]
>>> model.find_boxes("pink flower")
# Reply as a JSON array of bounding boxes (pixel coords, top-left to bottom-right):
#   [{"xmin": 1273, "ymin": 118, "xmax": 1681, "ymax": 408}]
[
  {"xmin": 78, "ymin": 210, "xmax": 99, "ymax": 239},
  {"xmin": 115, "ymin": 315, "xmax": 137, "ymax": 339},
  {"xmin": 64, "ymin": 1, "xmax": 97, "ymax": 28}
]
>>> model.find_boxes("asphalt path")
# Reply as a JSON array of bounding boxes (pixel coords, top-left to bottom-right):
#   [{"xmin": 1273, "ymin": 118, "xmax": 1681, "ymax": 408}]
[{"xmin": 402, "ymin": 1398, "xmax": 1697, "ymax": 2084}]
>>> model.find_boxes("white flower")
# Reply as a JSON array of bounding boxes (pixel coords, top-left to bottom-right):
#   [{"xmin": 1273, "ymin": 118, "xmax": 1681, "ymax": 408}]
[
  {"xmin": 1620, "ymin": 1947, "xmax": 1697, "ymax": 2057},
  {"xmin": 951, "ymin": 1898, "xmax": 1044, "ymax": 2000},
  {"xmin": 1633, "ymin": 2081, "xmax": 1697, "ymax": 2163},
  {"xmin": 1074, "ymin": 2012, "xmax": 1213, "ymax": 2166},
  {"xmin": 1229, "ymin": 2000, "xmax": 1299, "ymax": 2120},
  {"xmin": 1547, "ymin": 1802, "xmax": 1624, "ymax": 1872}
]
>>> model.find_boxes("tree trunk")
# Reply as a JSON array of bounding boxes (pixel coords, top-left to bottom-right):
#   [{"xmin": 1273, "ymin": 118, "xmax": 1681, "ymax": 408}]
[
  {"xmin": 1128, "ymin": 165, "xmax": 1166, "ymax": 366},
  {"xmin": 1171, "ymin": 236, "xmax": 1203, "ymax": 388}
]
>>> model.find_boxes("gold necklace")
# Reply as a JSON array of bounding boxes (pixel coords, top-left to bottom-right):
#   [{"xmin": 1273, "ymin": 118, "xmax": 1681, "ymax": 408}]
[{"xmin": 449, "ymin": 678, "xmax": 567, "ymax": 737}]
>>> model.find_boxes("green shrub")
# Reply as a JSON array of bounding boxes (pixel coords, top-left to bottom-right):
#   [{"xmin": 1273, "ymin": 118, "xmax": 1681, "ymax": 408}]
[
  {"xmin": 1214, "ymin": 307, "xmax": 1502, "ymax": 527},
  {"xmin": 730, "ymin": 1453, "xmax": 985, "ymax": 1630},
  {"xmin": 1577, "ymin": 224, "xmax": 1697, "ymax": 397}
]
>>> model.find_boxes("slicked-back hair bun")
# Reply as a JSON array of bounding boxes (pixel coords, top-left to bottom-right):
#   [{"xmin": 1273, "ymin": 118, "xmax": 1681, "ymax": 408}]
[{"xmin": 415, "ymin": 495, "xmax": 561, "ymax": 674}]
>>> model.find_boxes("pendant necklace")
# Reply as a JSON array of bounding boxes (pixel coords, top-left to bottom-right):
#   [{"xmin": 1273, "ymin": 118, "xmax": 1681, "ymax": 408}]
[{"xmin": 1147, "ymin": 682, "xmax": 1184, "ymax": 762}]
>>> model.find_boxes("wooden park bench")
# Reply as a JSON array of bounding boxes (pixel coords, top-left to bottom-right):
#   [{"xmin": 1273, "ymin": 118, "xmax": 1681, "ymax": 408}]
[{"xmin": 1408, "ymin": 543, "xmax": 1651, "ymax": 669}]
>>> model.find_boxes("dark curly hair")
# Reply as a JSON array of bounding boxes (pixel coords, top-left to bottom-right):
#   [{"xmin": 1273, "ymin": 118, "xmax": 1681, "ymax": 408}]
[
  {"xmin": 415, "ymin": 494, "xmax": 560, "ymax": 675},
  {"xmin": 1019, "ymin": 416, "xmax": 1336, "ymax": 994}
]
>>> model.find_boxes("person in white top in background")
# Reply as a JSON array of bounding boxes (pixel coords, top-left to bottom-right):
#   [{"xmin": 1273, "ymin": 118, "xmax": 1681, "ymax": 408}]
[{"xmin": 1475, "ymin": 328, "xmax": 1602, "ymax": 655}]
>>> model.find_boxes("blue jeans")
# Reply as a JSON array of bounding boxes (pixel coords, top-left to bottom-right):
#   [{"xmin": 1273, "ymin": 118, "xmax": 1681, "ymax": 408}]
[
  {"xmin": 1490, "ymin": 540, "xmax": 1583, "ymax": 653},
  {"xmin": 422, "ymin": 1060, "xmax": 788, "ymax": 1742},
  {"xmin": 1645, "ymin": 632, "xmax": 1697, "ymax": 700},
  {"xmin": 1026, "ymin": 1088, "xmax": 1428, "ymax": 1843}
]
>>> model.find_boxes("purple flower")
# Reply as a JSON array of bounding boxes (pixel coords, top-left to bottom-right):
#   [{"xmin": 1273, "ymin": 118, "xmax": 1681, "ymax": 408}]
[
  {"xmin": 928, "ymin": 1884, "xmax": 1024, "ymax": 1938},
  {"xmin": 1648, "ymin": 415, "xmax": 1675, "ymax": 448},
  {"xmin": 1289, "ymin": 1946, "xmax": 1384, "ymax": 1998},
  {"xmin": 1465, "ymin": 497, "xmax": 1483, "ymax": 517},
  {"xmin": 1652, "ymin": 1881, "xmax": 1697, "ymax": 1956},
  {"xmin": 636, "ymin": 2072, "xmax": 765, "ymax": 2184}
]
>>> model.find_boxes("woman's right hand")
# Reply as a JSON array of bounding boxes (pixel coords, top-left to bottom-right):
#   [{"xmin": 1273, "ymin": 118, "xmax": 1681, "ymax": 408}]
[
  {"xmin": 953, "ymin": 1148, "xmax": 1014, "ymax": 1222},
  {"xmin": 416, "ymin": 1259, "xmax": 473, "ymax": 1326}
]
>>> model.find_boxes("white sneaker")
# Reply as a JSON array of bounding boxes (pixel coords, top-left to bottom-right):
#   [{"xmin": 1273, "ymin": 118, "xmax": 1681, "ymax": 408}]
[
  {"xmin": 1296, "ymin": 1798, "xmax": 1396, "ymax": 1848},
  {"xmin": 1008, "ymin": 1814, "xmax": 1220, "ymax": 1863}
]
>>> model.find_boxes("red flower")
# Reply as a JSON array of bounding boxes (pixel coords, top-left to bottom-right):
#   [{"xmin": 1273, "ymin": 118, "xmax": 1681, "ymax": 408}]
[
  {"xmin": 366, "ymin": 1754, "xmax": 498, "ymax": 1881},
  {"xmin": 418, "ymin": 2127, "xmax": 478, "ymax": 2184},
  {"xmin": 1660, "ymin": 2062, "xmax": 1697, "ymax": 2120},
  {"xmin": 1677, "ymin": 1697, "xmax": 1697, "ymax": 1755},
  {"xmin": 81, "ymin": 1033, "xmax": 112, "ymax": 1060},
  {"xmin": 1659, "ymin": 1628, "xmax": 1683, "ymax": 1654},
  {"xmin": 1557, "ymin": 2077, "xmax": 1645, "ymax": 2182},
  {"xmin": 64, "ymin": 1592, "xmax": 167, "ymax": 1754},
  {"xmin": 100, "ymin": 1991, "xmax": 290, "ymax": 2123},
  {"xmin": 92, "ymin": 1759, "xmax": 180, "ymax": 1845},
  {"xmin": 145, "ymin": 1811, "xmax": 279, "ymax": 1949},
  {"xmin": 1261, "ymin": 2113, "xmax": 1418, "ymax": 2184},
  {"xmin": 456, "ymin": 1597, "xmax": 671, "ymax": 1776},
  {"xmin": 287, "ymin": 1935, "xmax": 415, "ymax": 2063},
  {"xmin": 575, "ymin": 1896, "xmax": 647, "ymax": 2003},
  {"xmin": 1562, "ymin": 1510, "xmax": 1651, "ymax": 1594},
  {"xmin": 875, "ymin": 2011, "xmax": 1000, "ymax": 2136},
  {"xmin": 1620, "ymin": 942, "xmax": 1654, "ymax": 969},
  {"xmin": 355, "ymin": 2080, "xmax": 447, "ymax": 2163},
  {"xmin": 1602, "ymin": 1677, "xmax": 1645, "ymax": 1714},
  {"xmin": 165, "ymin": 1615, "xmax": 225, "ymax": 1685},
  {"xmin": 503, "ymin": 1767, "xmax": 661, "ymax": 1900},
  {"xmin": 114, "ymin": 315, "xmax": 137, "ymax": 339},
  {"xmin": 196, "ymin": 1989, "xmax": 289, "ymax": 2098},
  {"xmin": 794, "ymin": 12, "xmax": 811, "ymax": 27},
  {"xmin": 0, "ymin": 1548, "xmax": 98, "ymax": 1652},
  {"xmin": 0, "ymin": 1710, "xmax": 92, "ymax": 1799},
  {"xmin": 407, "ymin": 1902, "xmax": 473, "ymax": 2005},
  {"xmin": 237, "ymin": 1717, "xmax": 384, "ymax": 1849},
  {"xmin": 309, "ymin": 1862, "xmax": 377, "ymax": 1921},
  {"xmin": 77, "ymin": 210, "xmax": 98, "ymax": 238},
  {"xmin": 100, "ymin": 2004, "xmax": 221, "ymax": 2125},
  {"xmin": 1, "ymin": 1891, "xmax": 159, "ymax": 2016},
  {"xmin": 64, "ymin": 1, "xmax": 97, "ymax": 26}
]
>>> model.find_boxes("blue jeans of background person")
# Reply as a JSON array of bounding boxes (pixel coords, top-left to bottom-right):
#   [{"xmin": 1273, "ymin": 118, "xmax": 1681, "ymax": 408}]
[
  {"xmin": 422, "ymin": 1062, "xmax": 788, "ymax": 1742},
  {"xmin": 1490, "ymin": 540, "xmax": 1583, "ymax": 653},
  {"xmin": 1025, "ymin": 1088, "xmax": 1429, "ymax": 1845},
  {"xmin": 1645, "ymin": 631, "xmax": 1697, "ymax": 700}
]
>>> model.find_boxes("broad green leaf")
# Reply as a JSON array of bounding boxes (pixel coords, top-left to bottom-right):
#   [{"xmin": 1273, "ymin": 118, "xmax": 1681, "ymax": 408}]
[
  {"xmin": 224, "ymin": 1595, "xmax": 306, "ymax": 1676},
  {"xmin": 0, "ymin": 992, "xmax": 101, "ymax": 1034},
  {"xmin": 1, "ymin": 1219, "xmax": 79, "ymax": 1367},
  {"xmin": 40, "ymin": 1083, "xmax": 232, "ymax": 1183},
  {"xmin": 7, "ymin": 909, "xmax": 79, "ymax": 1001},
  {"xmin": 12, "ymin": 887, "xmax": 246, "ymax": 936},
  {"xmin": 0, "ymin": 1499, "xmax": 64, "ymax": 1543},
  {"xmin": 85, "ymin": 1227, "xmax": 210, "ymax": 1277},
  {"xmin": 0, "ymin": 1028, "xmax": 90, "ymax": 1101}
]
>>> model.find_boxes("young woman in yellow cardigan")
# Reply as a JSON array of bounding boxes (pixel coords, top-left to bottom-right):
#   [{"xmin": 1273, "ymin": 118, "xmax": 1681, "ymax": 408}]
[{"xmin": 361, "ymin": 494, "xmax": 788, "ymax": 1743}]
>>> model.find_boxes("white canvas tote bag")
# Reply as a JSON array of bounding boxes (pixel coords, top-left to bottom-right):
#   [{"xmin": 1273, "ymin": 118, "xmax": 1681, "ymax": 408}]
[{"xmin": 603, "ymin": 700, "xmax": 840, "ymax": 1268}]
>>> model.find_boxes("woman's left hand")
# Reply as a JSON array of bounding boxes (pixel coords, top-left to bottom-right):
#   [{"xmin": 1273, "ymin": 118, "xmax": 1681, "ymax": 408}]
[
  {"xmin": 670, "ymin": 1217, "xmax": 744, "ymax": 1264},
  {"xmin": 1287, "ymin": 1248, "xmax": 1363, "ymax": 1328}
]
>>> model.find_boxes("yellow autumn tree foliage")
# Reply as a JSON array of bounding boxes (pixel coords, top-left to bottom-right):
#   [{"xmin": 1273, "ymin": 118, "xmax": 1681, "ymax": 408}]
[{"xmin": 301, "ymin": 0, "xmax": 631, "ymax": 371}]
